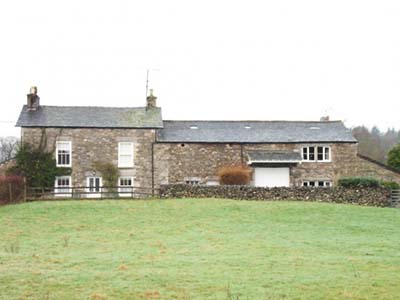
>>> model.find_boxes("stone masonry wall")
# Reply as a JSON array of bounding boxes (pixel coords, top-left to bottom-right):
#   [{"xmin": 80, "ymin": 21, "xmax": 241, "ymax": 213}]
[
  {"xmin": 153, "ymin": 143, "xmax": 242, "ymax": 187},
  {"xmin": 153, "ymin": 142, "xmax": 363, "ymax": 187},
  {"xmin": 160, "ymin": 184, "xmax": 391, "ymax": 207},
  {"xmin": 340, "ymin": 155, "xmax": 400, "ymax": 184},
  {"xmin": 21, "ymin": 127, "xmax": 156, "ymax": 188},
  {"xmin": 153, "ymin": 142, "xmax": 400, "ymax": 187},
  {"xmin": 20, "ymin": 128, "xmax": 400, "ymax": 189}
]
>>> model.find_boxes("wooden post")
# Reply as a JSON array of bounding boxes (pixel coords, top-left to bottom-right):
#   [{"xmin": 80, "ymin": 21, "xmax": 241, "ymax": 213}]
[
  {"xmin": 23, "ymin": 177, "xmax": 27, "ymax": 202},
  {"xmin": 9, "ymin": 183, "xmax": 12, "ymax": 203}
]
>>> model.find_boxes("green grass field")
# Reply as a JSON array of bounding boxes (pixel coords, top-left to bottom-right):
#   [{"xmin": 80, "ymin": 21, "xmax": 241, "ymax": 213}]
[{"xmin": 0, "ymin": 199, "xmax": 399, "ymax": 300}]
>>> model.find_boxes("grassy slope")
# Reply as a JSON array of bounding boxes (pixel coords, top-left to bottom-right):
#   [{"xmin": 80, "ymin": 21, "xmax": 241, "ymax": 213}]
[{"xmin": 0, "ymin": 199, "xmax": 399, "ymax": 300}]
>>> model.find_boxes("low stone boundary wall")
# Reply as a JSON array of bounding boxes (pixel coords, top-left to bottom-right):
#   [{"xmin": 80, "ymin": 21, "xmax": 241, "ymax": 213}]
[{"xmin": 159, "ymin": 184, "xmax": 391, "ymax": 207}]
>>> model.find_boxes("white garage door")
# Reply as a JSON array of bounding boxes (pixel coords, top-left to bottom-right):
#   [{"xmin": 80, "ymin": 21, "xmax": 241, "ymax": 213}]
[{"xmin": 254, "ymin": 167, "xmax": 290, "ymax": 187}]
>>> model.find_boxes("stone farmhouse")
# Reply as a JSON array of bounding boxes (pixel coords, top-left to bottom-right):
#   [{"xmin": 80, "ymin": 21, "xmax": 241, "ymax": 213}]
[{"xmin": 16, "ymin": 87, "xmax": 400, "ymax": 196}]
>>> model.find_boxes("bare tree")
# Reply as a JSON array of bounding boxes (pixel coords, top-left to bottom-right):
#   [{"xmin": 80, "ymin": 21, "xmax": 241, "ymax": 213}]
[{"xmin": 0, "ymin": 137, "xmax": 19, "ymax": 163}]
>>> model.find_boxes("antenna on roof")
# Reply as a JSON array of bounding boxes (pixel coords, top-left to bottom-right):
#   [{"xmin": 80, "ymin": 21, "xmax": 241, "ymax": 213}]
[
  {"xmin": 145, "ymin": 69, "xmax": 149, "ymax": 99},
  {"xmin": 145, "ymin": 68, "xmax": 160, "ymax": 100}
]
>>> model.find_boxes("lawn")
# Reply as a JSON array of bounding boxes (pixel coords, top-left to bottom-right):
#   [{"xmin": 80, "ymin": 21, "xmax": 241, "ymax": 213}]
[{"xmin": 0, "ymin": 199, "xmax": 399, "ymax": 300}]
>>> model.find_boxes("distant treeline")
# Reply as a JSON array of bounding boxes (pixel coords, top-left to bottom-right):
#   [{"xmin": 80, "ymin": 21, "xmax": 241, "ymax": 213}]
[{"xmin": 352, "ymin": 126, "xmax": 400, "ymax": 164}]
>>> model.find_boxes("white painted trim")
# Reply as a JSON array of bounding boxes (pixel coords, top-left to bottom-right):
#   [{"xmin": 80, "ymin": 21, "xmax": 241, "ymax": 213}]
[
  {"xmin": 54, "ymin": 176, "xmax": 72, "ymax": 197},
  {"xmin": 118, "ymin": 142, "xmax": 134, "ymax": 168},
  {"xmin": 86, "ymin": 177, "xmax": 102, "ymax": 198},
  {"xmin": 118, "ymin": 176, "xmax": 134, "ymax": 197},
  {"xmin": 248, "ymin": 160, "xmax": 301, "ymax": 164},
  {"xmin": 56, "ymin": 141, "xmax": 72, "ymax": 167},
  {"xmin": 301, "ymin": 145, "xmax": 331, "ymax": 162},
  {"xmin": 302, "ymin": 180, "xmax": 332, "ymax": 187}
]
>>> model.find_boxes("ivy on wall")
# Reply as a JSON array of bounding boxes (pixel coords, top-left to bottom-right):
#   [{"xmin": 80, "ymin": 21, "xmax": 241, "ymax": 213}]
[
  {"xmin": 92, "ymin": 161, "xmax": 120, "ymax": 188},
  {"xmin": 7, "ymin": 128, "xmax": 70, "ymax": 188},
  {"xmin": 7, "ymin": 143, "xmax": 71, "ymax": 188}
]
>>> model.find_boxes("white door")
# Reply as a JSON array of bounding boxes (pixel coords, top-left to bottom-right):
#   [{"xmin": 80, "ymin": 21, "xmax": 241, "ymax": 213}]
[
  {"xmin": 86, "ymin": 177, "xmax": 102, "ymax": 198},
  {"xmin": 254, "ymin": 167, "xmax": 290, "ymax": 187}
]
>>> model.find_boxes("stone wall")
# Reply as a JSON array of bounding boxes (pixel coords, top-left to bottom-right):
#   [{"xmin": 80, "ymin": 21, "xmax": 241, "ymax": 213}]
[
  {"xmin": 21, "ymin": 127, "xmax": 156, "ymax": 188},
  {"xmin": 160, "ymin": 184, "xmax": 391, "ymax": 207},
  {"xmin": 153, "ymin": 142, "xmax": 361, "ymax": 187},
  {"xmin": 20, "ymin": 128, "xmax": 400, "ymax": 190},
  {"xmin": 339, "ymin": 154, "xmax": 400, "ymax": 184},
  {"xmin": 153, "ymin": 143, "xmax": 242, "ymax": 186},
  {"xmin": 153, "ymin": 142, "xmax": 400, "ymax": 187}
]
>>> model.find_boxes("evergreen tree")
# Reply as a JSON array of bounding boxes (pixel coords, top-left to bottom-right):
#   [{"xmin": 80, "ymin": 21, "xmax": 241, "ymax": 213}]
[{"xmin": 387, "ymin": 144, "xmax": 400, "ymax": 171}]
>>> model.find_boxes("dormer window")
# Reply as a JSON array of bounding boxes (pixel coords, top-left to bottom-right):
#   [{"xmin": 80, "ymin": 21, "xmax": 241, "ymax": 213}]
[{"xmin": 302, "ymin": 146, "xmax": 330, "ymax": 162}]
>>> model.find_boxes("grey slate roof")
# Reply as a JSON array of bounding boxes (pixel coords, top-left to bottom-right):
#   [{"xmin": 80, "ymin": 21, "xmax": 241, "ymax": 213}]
[
  {"xmin": 157, "ymin": 120, "xmax": 357, "ymax": 143},
  {"xmin": 247, "ymin": 151, "xmax": 302, "ymax": 163},
  {"xmin": 16, "ymin": 105, "xmax": 163, "ymax": 128}
]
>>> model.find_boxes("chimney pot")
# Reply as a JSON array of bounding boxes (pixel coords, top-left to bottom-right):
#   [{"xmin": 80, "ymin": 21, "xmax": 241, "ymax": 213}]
[
  {"xmin": 30, "ymin": 86, "xmax": 38, "ymax": 95},
  {"xmin": 27, "ymin": 86, "xmax": 40, "ymax": 111},
  {"xmin": 320, "ymin": 116, "xmax": 330, "ymax": 121},
  {"xmin": 146, "ymin": 89, "xmax": 157, "ymax": 109}
]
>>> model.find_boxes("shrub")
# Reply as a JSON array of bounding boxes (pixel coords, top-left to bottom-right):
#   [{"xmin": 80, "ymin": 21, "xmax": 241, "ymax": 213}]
[
  {"xmin": 218, "ymin": 165, "xmax": 252, "ymax": 185},
  {"xmin": 0, "ymin": 175, "xmax": 25, "ymax": 205},
  {"xmin": 381, "ymin": 181, "xmax": 400, "ymax": 189},
  {"xmin": 338, "ymin": 177, "xmax": 381, "ymax": 188},
  {"xmin": 92, "ymin": 161, "xmax": 119, "ymax": 188},
  {"xmin": 6, "ymin": 143, "xmax": 70, "ymax": 188}
]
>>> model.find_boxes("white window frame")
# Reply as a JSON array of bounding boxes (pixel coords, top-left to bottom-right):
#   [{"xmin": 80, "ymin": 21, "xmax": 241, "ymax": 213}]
[
  {"xmin": 54, "ymin": 176, "xmax": 72, "ymax": 197},
  {"xmin": 56, "ymin": 141, "xmax": 72, "ymax": 167},
  {"xmin": 302, "ymin": 146, "xmax": 331, "ymax": 162},
  {"xmin": 302, "ymin": 180, "xmax": 332, "ymax": 187},
  {"xmin": 185, "ymin": 179, "xmax": 200, "ymax": 185},
  {"xmin": 118, "ymin": 142, "xmax": 134, "ymax": 168},
  {"xmin": 118, "ymin": 176, "xmax": 134, "ymax": 197},
  {"xmin": 86, "ymin": 177, "xmax": 103, "ymax": 198}
]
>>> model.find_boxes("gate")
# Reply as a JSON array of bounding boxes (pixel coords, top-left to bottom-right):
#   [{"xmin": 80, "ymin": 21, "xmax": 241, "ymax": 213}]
[{"xmin": 390, "ymin": 189, "xmax": 400, "ymax": 208}]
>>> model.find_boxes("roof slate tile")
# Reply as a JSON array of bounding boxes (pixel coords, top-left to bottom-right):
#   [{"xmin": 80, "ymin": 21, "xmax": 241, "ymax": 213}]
[
  {"xmin": 157, "ymin": 120, "xmax": 357, "ymax": 143},
  {"xmin": 16, "ymin": 105, "xmax": 163, "ymax": 128}
]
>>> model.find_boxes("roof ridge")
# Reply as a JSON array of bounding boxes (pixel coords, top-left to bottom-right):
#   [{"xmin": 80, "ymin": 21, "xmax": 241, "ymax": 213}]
[
  {"xmin": 28, "ymin": 105, "xmax": 154, "ymax": 109},
  {"xmin": 163, "ymin": 120, "xmax": 343, "ymax": 123}
]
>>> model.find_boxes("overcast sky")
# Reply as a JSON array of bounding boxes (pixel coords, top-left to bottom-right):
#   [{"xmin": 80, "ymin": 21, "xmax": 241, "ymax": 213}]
[{"xmin": 0, "ymin": 0, "xmax": 399, "ymax": 137}]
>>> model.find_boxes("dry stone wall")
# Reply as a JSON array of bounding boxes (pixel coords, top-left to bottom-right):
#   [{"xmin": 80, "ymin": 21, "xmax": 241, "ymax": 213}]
[{"xmin": 160, "ymin": 184, "xmax": 391, "ymax": 207}]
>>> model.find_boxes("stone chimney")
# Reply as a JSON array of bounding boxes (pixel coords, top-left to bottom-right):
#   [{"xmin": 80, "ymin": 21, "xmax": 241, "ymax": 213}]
[
  {"xmin": 146, "ymin": 89, "xmax": 157, "ymax": 109},
  {"xmin": 27, "ymin": 86, "xmax": 40, "ymax": 111},
  {"xmin": 320, "ymin": 115, "xmax": 330, "ymax": 122}
]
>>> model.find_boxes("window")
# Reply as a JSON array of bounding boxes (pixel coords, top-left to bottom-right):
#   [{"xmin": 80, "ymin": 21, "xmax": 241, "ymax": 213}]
[
  {"xmin": 302, "ymin": 146, "xmax": 331, "ymax": 162},
  {"xmin": 56, "ymin": 141, "xmax": 72, "ymax": 167},
  {"xmin": 324, "ymin": 147, "xmax": 330, "ymax": 161},
  {"xmin": 87, "ymin": 177, "xmax": 102, "ymax": 192},
  {"xmin": 118, "ymin": 177, "xmax": 134, "ymax": 197},
  {"xmin": 54, "ymin": 176, "xmax": 72, "ymax": 197},
  {"xmin": 86, "ymin": 177, "xmax": 102, "ymax": 198},
  {"xmin": 303, "ymin": 181, "xmax": 332, "ymax": 187},
  {"xmin": 185, "ymin": 180, "xmax": 200, "ymax": 185},
  {"xmin": 118, "ymin": 142, "xmax": 134, "ymax": 168}
]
